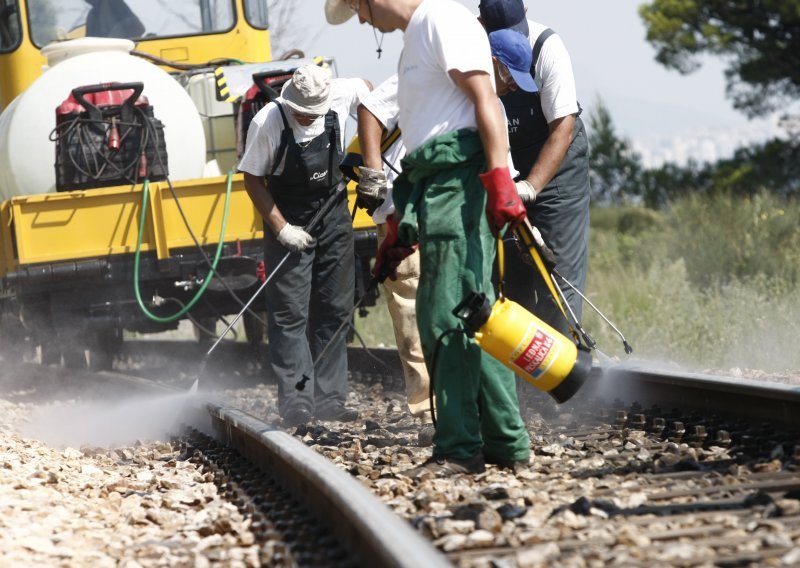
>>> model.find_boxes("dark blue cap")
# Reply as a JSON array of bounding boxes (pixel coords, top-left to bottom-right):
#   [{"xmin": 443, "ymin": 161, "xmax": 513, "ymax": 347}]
[
  {"xmin": 489, "ymin": 29, "xmax": 538, "ymax": 92},
  {"xmin": 479, "ymin": 0, "xmax": 529, "ymax": 37}
]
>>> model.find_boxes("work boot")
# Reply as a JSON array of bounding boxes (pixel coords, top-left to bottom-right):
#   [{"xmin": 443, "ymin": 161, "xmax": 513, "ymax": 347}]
[
  {"xmin": 401, "ymin": 452, "xmax": 485, "ymax": 478},
  {"xmin": 315, "ymin": 403, "xmax": 359, "ymax": 422},
  {"xmin": 484, "ymin": 452, "xmax": 533, "ymax": 474},
  {"xmin": 283, "ymin": 406, "xmax": 313, "ymax": 428},
  {"xmin": 417, "ymin": 423, "xmax": 435, "ymax": 447}
]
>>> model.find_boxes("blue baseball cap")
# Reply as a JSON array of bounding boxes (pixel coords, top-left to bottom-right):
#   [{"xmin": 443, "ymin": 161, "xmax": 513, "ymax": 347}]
[
  {"xmin": 479, "ymin": 0, "xmax": 529, "ymax": 37},
  {"xmin": 489, "ymin": 29, "xmax": 538, "ymax": 93}
]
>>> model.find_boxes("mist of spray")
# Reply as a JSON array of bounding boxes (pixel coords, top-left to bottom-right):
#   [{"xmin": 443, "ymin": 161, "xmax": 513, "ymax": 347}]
[{"xmin": 20, "ymin": 390, "xmax": 204, "ymax": 449}]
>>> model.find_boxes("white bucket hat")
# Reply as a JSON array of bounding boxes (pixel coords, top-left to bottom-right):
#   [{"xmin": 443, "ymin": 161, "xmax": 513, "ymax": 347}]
[
  {"xmin": 324, "ymin": 0, "xmax": 355, "ymax": 25},
  {"xmin": 280, "ymin": 65, "xmax": 333, "ymax": 116}
]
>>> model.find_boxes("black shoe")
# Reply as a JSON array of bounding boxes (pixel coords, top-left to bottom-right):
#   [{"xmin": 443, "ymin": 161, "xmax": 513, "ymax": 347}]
[
  {"xmin": 315, "ymin": 404, "xmax": 359, "ymax": 422},
  {"xmin": 283, "ymin": 406, "xmax": 313, "ymax": 427},
  {"xmin": 484, "ymin": 453, "xmax": 532, "ymax": 474},
  {"xmin": 417, "ymin": 424, "xmax": 435, "ymax": 447},
  {"xmin": 401, "ymin": 452, "xmax": 485, "ymax": 478}
]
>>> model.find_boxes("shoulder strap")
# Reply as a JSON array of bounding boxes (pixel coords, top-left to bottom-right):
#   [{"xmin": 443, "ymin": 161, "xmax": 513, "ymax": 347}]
[
  {"xmin": 530, "ymin": 28, "xmax": 583, "ymax": 116},
  {"xmin": 274, "ymin": 101, "xmax": 290, "ymax": 130},
  {"xmin": 530, "ymin": 27, "xmax": 556, "ymax": 76},
  {"xmin": 381, "ymin": 126, "xmax": 402, "ymax": 154},
  {"xmin": 269, "ymin": 102, "xmax": 291, "ymax": 176},
  {"xmin": 326, "ymin": 109, "xmax": 342, "ymax": 187},
  {"xmin": 325, "ymin": 108, "xmax": 341, "ymax": 152}
]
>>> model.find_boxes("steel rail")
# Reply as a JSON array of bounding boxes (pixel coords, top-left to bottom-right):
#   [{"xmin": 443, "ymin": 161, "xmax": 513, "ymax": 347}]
[
  {"xmin": 203, "ymin": 402, "xmax": 451, "ymax": 568},
  {"xmin": 580, "ymin": 364, "xmax": 800, "ymax": 427},
  {"xmin": 116, "ymin": 340, "xmax": 800, "ymax": 425}
]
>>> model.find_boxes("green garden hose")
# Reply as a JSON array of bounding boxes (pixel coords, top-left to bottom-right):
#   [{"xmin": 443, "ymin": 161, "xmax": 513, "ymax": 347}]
[{"xmin": 133, "ymin": 173, "xmax": 233, "ymax": 323}]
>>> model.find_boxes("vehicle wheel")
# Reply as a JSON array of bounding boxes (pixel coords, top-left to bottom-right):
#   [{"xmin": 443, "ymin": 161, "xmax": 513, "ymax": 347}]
[
  {"xmin": 61, "ymin": 346, "xmax": 88, "ymax": 369},
  {"xmin": 50, "ymin": 309, "xmax": 89, "ymax": 369},
  {"xmin": 86, "ymin": 326, "xmax": 121, "ymax": 371},
  {"xmin": 193, "ymin": 317, "xmax": 217, "ymax": 349},
  {"xmin": 36, "ymin": 344, "xmax": 61, "ymax": 366},
  {"xmin": 0, "ymin": 304, "xmax": 27, "ymax": 362},
  {"xmin": 243, "ymin": 310, "xmax": 266, "ymax": 349},
  {"xmin": 24, "ymin": 306, "xmax": 59, "ymax": 366}
]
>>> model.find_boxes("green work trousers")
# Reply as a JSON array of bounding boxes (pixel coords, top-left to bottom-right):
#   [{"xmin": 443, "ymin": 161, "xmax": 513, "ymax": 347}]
[{"xmin": 394, "ymin": 129, "xmax": 531, "ymax": 462}]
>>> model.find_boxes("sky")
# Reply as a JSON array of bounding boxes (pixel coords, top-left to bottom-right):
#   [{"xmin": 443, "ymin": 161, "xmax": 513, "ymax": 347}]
[{"xmin": 287, "ymin": 0, "xmax": 781, "ymax": 167}]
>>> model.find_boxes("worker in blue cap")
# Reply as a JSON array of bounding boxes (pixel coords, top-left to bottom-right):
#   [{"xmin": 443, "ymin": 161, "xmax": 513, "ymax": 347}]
[{"xmin": 480, "ymin": 0, "xmax": 591, "ymax": 340}]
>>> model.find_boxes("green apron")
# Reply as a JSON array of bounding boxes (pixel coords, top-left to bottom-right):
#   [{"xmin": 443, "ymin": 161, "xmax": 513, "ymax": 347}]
[{"xmin": 393, "ymin": 129, "xmax": 530, "ymax": 462}]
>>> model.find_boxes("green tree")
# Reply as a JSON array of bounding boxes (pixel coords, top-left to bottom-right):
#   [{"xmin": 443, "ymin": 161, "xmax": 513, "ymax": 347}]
[
  {"xmin": 639, "ymin": 0, "xmax": 800, "ymax": 118},
  {"xmin": 639, "ymin": 161, "xmax": 710, "ymax": 208},
  {"xmin": 587, "ymin": 96, "xmax": 643, "ymax": 204},
  {"xmin": 711, "ymin": 137, "xmax": 800, "ymax": 197}
]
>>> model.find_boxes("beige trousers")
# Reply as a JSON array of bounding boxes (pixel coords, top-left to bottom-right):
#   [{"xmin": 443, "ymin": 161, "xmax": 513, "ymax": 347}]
[{"xmin": 377, "ymin": 223, "xmax": 432, "ymax": 421}]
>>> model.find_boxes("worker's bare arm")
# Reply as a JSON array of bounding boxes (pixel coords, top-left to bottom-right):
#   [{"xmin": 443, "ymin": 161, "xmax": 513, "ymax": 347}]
[
  {"xmin": 243, "ymin": 172, "xmax": 287, "ymax": 235},
  {"xmin": 357, "ymin": 104, "xmax": 385, "ymax": 171},
  {"xmin": 448, "ymin": 69, "xmax": 508, "ymax": 171},
  {"xmin": 526, "ymin": 114, "xmax": 575, "ymax": 193}
]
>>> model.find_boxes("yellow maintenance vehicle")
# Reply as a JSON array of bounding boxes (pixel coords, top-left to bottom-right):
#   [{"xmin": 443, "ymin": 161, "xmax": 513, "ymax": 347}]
[{"xmin": 0, "ymin": 0, "xmax": 376, "ymax": 368}]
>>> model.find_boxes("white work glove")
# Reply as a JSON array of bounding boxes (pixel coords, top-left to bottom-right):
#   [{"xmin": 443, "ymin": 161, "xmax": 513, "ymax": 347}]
[
  {"xmin": 515, "ymin": 179, "xmax": 537, "ymax": 204},
  {"xmin": 277, "ymin": 223, "xmax": 314, "ymax": 252}
]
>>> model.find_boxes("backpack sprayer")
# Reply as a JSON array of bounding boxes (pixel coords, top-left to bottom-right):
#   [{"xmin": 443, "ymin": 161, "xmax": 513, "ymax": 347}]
[
  {"xmin": 452, "ymin": 218, "xmax": 633, "ymax": 404},
  {"xmin": 52, "ymin": 82, "xmax": 168, "ymax": 191}
]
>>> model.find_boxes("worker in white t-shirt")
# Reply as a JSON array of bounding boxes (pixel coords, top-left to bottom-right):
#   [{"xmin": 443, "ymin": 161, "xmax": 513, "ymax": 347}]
[
  {"xmin": 238, "ymin": 64, "xmax": 371, "ymax": 427},
  {"xmin": 354, "ymin": 74, "xmax": 436, "ymax": 448},
  {"xmin": 325, "ymin": 0, "xmax": 531, "ymax": 477}
]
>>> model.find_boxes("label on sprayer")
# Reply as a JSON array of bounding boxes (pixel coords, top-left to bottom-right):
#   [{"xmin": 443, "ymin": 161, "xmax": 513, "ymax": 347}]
[{"xmin": 510, "ymin": 323, "xmax": 561, "ymax": 379}]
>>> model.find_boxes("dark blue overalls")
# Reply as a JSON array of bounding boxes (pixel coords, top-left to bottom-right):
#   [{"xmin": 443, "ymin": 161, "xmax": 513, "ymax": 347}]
[
  {"xmin": 500, "ymin": 29, "xmax": 591, "ymax": 339},
  {"xmin": 264, "ymin": 103, "xmax": 354, "ymax": 418}
]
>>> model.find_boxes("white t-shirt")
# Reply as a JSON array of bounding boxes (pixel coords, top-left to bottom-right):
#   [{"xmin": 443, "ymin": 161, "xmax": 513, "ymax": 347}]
[
  {"xmin": 238, "ymin": 77, "xmax": 369, "ymax": 176},
  {"xmin": 397, "ymin": 0, "xmax": 495, "ymax": 153},
  {"xmin": 528, "ymin": 20, "xmax": 580, "ymax": 124},
  {"xmin": 359, "ymin": 74, "xmax": 404, "ymax": 224}
]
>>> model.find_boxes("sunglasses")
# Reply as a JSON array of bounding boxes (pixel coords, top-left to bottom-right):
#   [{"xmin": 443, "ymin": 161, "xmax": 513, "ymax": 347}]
[{"xmin": 291, "ymin": 111, "xmax": 322, "ymax": 123}]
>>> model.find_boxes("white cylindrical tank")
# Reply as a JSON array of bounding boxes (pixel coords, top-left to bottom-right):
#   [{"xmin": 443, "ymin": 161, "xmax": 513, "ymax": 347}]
[{"xmin": 0, "ymin": 38, "xmax": 206, "ymax": 200}]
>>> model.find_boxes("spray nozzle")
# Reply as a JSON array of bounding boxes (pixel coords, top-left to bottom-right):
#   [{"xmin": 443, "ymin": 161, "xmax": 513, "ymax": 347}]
[{"xmin": 452, "ymin": 291, "xmax": 493, "ymax": 335}]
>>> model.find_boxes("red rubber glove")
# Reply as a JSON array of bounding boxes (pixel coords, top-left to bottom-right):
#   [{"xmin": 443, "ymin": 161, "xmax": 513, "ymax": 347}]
[
  {"xmin": 479, "ymin": 166, "xmax": 526, "ymax": 235},
  {"xmin": 373, "ymin": 215, "xmax": 417, "ymax": 282}
]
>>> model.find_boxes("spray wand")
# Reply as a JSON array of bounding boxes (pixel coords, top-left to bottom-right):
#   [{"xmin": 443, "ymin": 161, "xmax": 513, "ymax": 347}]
[{"xmin": 514, "ymin": 219, "xmax": 632, "ymax": 354}]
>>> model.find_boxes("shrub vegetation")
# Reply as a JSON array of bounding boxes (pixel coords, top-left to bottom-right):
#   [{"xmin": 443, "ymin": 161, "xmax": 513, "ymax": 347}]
[{"xmin": 357, "ymin": 191, "xmax": 800, "ymax": 373}]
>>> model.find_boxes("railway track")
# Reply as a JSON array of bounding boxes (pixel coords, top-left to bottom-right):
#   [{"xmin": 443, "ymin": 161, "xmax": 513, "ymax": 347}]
[
  {"xmin": 1, "ymin": 342, "xmax": 799, "ymax": 566},
  {"xmin": 0, "ymin": 358, "xmax": 447, "ymax": 567}
]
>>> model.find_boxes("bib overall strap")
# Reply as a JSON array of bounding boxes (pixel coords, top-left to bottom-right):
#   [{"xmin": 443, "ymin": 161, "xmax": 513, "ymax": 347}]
[
  {"xmin": 269, "ymin": 102, "xmax": 292, "ymax": 176},
  {"xmin": 325, "ymin": 109, "xmax": 341, "ymax": 187},
  {"xmin": 531, "ymin": 28, "xmax": 555, "ymax": 77}
]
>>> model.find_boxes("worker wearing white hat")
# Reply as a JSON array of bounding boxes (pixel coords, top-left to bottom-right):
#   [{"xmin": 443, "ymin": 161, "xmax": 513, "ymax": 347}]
[{"xmin": 239, "ymin": 64, "xmax": 371, "ymax": 427}]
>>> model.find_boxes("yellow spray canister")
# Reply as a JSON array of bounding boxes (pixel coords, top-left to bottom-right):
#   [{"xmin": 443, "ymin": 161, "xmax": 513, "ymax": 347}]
[{"xmin": 453, "ymin": 291, "xmax": 592, "ymax": 403}]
